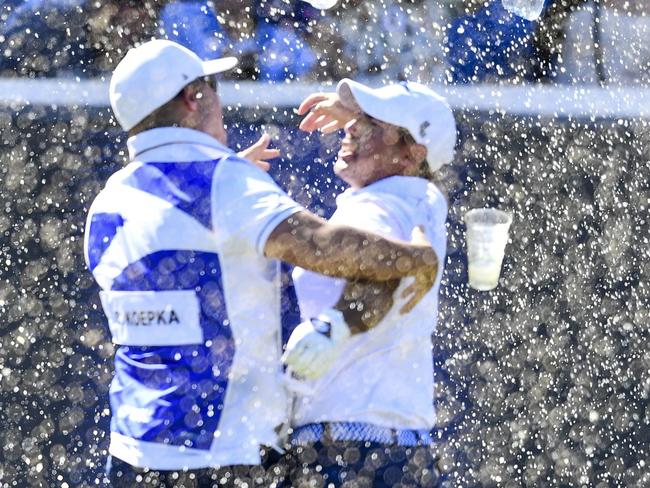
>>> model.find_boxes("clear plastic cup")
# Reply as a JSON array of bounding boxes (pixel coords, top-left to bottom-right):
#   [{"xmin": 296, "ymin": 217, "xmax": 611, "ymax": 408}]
[
  {"xmin": 501, "ymin": 0, "xmax": 545, "ymax": 21},
  {"xmin": 464, "ymin": 209, "xmax": 513, "ymax": 291}
]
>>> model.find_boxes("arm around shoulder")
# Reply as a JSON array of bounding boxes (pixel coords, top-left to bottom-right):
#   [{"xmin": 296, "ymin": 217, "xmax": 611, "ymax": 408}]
[{"xmin": 264, "ymin": 210, "xmax": 438, "ymax": 289}]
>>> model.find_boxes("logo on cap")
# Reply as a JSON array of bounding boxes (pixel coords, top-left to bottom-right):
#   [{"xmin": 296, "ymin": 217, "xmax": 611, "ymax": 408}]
[{"xmin": 420, "ymin": 121, "xmax": 430, "ymax": 138}]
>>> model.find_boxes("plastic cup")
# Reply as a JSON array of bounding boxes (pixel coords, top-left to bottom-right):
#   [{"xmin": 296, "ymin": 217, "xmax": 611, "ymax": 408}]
[
  {"xmin": 464, "ymin": 209, "xmax": 513, "ymax": 291},
  {"xmin": 501, "ymin": 0, "xmax": 545, "ymax": 21}
]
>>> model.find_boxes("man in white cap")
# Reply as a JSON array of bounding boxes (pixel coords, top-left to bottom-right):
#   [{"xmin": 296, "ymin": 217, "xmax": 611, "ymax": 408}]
[
  {"xmin": 281, "ymin": 79, "xmax": 457, "ymax": 487},
  {"xmin": 84, "ymin": 40, "xmax": 440, "ymax": 486}
]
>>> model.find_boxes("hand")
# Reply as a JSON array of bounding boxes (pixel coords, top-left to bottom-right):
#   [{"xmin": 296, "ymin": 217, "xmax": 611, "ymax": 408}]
[
  {"xmin": 237, "ymin": 133, "xmax": 280, "ymax": 171},
  {"xmin": 399, "ymin": 226, "xmax": 438, "ymax": 314},
  {"xmin": 338, "ymin": 279, "xmax": 398, "ymax": 334},
  {"xmin": 297, "ymin": 92, "xmax": 358, "ymax": 134},
  {"xmin": 282, "ymin": 309, "xmax": 351, "ymax": 380}
]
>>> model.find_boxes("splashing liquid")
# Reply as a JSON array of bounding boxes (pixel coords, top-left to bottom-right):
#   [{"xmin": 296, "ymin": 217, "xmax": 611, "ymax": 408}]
[{"xmin": 501, "ymin": 0, "xmax": 545, "ymax": 21}]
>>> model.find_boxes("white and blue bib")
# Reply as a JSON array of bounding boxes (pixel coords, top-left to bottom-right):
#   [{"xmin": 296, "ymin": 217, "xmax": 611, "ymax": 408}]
[{"xmin": 84, "ymin": 128, "xmax": 303, "ymax": 469}]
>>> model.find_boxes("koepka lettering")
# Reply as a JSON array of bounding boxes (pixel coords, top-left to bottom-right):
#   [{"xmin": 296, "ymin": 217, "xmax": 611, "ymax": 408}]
[
  {"xmin": 100, "ymin": 290, "xmax": 203, "ymax": 346},
  {"xmin": 114, "ymin": 308, "xmax": 181, "ymax": 326}
]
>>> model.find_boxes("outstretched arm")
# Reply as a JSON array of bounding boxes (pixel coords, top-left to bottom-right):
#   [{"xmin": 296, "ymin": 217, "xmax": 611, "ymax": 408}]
[{"xmin": 264, "ymin": 211, "xmax": 438, "ymax": 313}]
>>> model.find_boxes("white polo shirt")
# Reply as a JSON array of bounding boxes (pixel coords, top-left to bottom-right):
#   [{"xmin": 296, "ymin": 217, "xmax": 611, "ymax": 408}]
[{"xmin": 292, "ymin": 175, "xmax": 447, "ymax": 430}]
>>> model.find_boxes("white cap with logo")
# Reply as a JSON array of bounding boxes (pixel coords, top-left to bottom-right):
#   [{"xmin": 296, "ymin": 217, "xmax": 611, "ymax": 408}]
[
  {"xmin": 337, "ymin": 79, "xmax": 457, "ymax": 172},
  {"xmin": 109, "ymin": 39, "xmax": 238, "ymax": 131}
]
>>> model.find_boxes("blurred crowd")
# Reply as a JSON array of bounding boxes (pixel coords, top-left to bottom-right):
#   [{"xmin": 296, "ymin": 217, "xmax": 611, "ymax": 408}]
[
  {"xmin": 0, "ymin": 1, "xmax": 649, "ymax": 487},
  {"xmin": 0, "ymin": 0, "xmax": 648, "ymax": 85}
]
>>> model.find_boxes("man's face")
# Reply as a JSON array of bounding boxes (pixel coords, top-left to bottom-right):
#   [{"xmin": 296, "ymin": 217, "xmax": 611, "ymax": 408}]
[
  {"xmin": 196, "ymin": 76, "xmax": 228, "ymax": 144},
  {"xmin": 335, "ymin": 114, "xmax": 412, "ymax": 189}
]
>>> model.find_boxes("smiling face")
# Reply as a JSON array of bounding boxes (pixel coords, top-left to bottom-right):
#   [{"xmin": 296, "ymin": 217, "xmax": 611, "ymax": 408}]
[{"xmin": 335, "ymin": 114, "xmax": 420, "ymax": 189}]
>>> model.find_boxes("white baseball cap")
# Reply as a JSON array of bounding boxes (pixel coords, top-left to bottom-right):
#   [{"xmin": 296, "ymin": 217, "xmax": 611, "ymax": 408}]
[
  {"xmin": 109, "ymin": 39, "xmax": 238, "ymax": 131},
  {"xmin": 336, "ymin": 79, "xmax": 457, "ymax": 172}
]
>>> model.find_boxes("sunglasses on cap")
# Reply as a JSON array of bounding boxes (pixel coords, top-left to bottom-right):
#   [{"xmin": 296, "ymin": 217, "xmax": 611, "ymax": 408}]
[{"xmin": 200, "ymin": 75, "xmax": 219, "ymax": 92}]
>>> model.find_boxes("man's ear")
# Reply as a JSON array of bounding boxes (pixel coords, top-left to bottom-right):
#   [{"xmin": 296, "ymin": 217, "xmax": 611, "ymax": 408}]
[
  {"xmin": 407, "ymin": 143, "xmax": 427, "ymax": 167},
  {"xmin": 179, "ymin": 85, "xmax": 201, "ymax": 112}
]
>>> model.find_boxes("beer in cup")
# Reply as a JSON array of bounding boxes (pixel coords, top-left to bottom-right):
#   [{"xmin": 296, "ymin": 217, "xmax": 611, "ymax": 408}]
[{"xmin": 464, "ymin": 208, "xmax": 513, "ymax": 291}]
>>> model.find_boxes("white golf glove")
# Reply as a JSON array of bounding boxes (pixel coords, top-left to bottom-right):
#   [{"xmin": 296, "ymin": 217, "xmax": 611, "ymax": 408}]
[{"xmin": 282, "ymin": 308, "xmax": 351, "ymax": 380}]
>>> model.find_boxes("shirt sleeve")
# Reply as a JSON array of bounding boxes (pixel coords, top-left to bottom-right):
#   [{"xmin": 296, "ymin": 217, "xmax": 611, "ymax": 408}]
[{"xmin": 211, "ymin": 156, "xmax": 304, "ymax": 255}]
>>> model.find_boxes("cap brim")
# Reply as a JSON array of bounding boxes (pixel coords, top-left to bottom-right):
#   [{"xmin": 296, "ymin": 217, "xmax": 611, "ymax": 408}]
[
  {"xmin": 202, "ymin": 56, "xmax": 238, "ymax": 75},
  {"xmin": 337, "ymin": 78, "xmax": 396, "ymax": 126},
  {"xmin": 337, "ymin": 79, "xmax": 373, "ymax": 114}
]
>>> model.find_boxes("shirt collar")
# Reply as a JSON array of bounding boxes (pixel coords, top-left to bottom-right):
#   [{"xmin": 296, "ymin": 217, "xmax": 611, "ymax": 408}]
[
  {"xmin": 337, "ymin": 175, "xmax": 430, "ymax": 204},
  {"xmin": 127, "ymin": 127, "xmax": 232, "ymax": 160}
]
